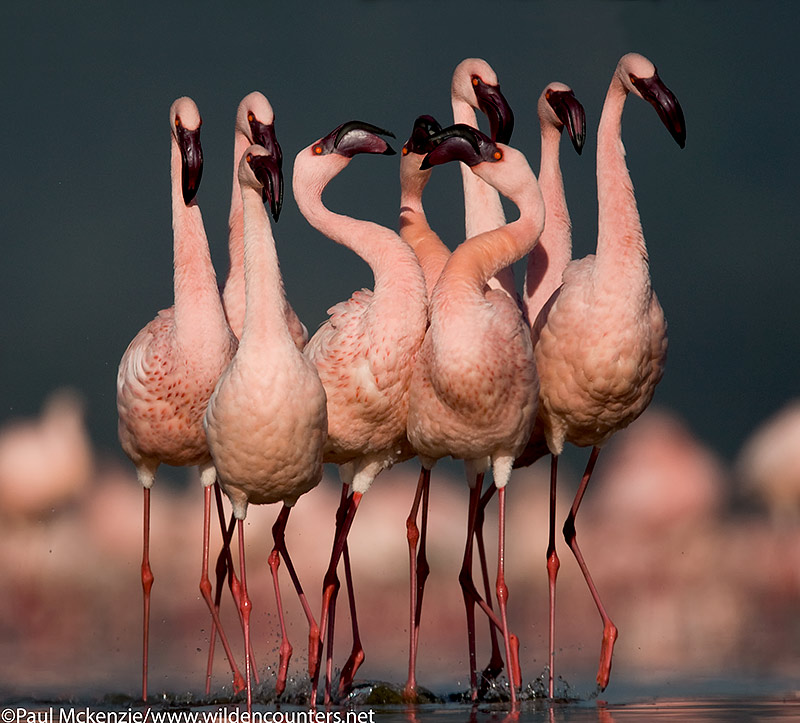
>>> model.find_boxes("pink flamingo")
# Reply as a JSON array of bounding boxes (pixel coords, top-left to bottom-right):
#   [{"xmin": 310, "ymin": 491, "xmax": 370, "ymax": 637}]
[
  {"xmin": 204, "ymin": 144, "xmax": 328, "ymax": 711},
  {"xmin": 407, "ymin": 124, "xmax": 546, "ymax": 706},
  {"xmin": 115, "ymin": 96, "xmax": 242, "ymax": 700},
  {"xmin": 450, "ymin": 58, "xmax": 518, "ymax": 302},
  {"xmin": 530, "ymin": 53, "xmax": 685, "ymax": 694},
  {"xmin": 293, "ymin": 121, "xmax": 428, "ymax": 704},
  {"xmin": 222, "ymin": 91, "xmax": 307, "ymax": 347},
  {"xmin": 397, "ymin": 115, "xmax": 450, "ymax": 699},
  {"xmin": 510, "ymin": 81, "xmax": 587, "ymax": 698}
]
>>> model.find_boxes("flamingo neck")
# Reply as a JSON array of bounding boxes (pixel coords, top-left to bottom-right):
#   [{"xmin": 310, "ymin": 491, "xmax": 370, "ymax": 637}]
[
  {"xmin": 238, "ymin": 185, "xmax": 295, "ymax": 351},
  {"xmin": 399, "ymin": 160, "xmax": 450, "ymax": 299},
  {"xmin": 296, "ymin": 156, "xmax": 426, "ymax": 312},
  {"xmin": 435, "ymin": 173, "xmax": 544, "ymax": 305},
  {"xmin": 222, "ymin": 130, "xmax": 249, "ymax": 337},
  {"xmin": 524, "ymin": 123, "xmax": 573, "ymax": 323},
  {"xmin": 170, "ymin": 140, "xmax": 227, "ymax": 347},
  {"xmin": 452, "ymin": 96, "xmax": 517, "ymax": 298},
  {"xmin": 595, "ymin": 76, "xmax": 649, "ymax": 274}
]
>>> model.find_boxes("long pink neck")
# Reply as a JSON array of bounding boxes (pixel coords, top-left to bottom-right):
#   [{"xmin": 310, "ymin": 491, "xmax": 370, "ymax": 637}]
[
  {"xmin": 295, "ymin": 154, "xmax": 427, "ymax": 327},
  {"xmin": 452, "ymin": 97, "xmax": 518, "ymax": 298},
  {"xmin": 170, "ymin": 138, "xmax": 227, "ymax": 349},
  {"xmin": 524, "ymin": 120, "xmax": 573, "ymax": 324},
  {"xmin": 435, "ymin": 167, "xmax": 544, "ymax": 305},
  {"xmin": 222, "ymin": 130, "xmax": 249, "ymax": 336},
  {"xmin": 595, "ymin": 75, "xmax": 650, "ymax": 286},
  {"xmin": 399, "ymin": 157, "xmax": 450, "ymax": 299},
  {"xmin": 238, "ymin": 183, "xmax": 294, "ymax": 352}
]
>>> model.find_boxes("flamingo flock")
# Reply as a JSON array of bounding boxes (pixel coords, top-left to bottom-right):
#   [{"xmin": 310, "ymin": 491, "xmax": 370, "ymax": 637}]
[{"xmin": 116, "ymin": 52, "xmax": 685, "ymax": 709}]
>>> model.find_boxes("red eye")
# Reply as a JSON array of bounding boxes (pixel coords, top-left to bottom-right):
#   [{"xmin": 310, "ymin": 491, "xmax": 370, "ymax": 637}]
[{"xmin": 493, "ymin": 150, "xmax": 503, "ymax": 161}]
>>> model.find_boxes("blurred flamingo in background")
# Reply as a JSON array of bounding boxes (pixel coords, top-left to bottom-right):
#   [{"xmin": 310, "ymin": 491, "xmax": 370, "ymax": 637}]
[
  {"xmin": 293, "ymin": 121, "xmax": 428, "ymax": 704},
  {"xmin": 205, "ymin": 144, "xmax": 328, "ymax": 711},
  {"xmin": 0, "ymin": 389, "xmax": 93, "ymax": 520},
  {"xmin": 115, "ymin": 96, "xmax": 241, "ymax": 700},
  {"xmin": 407, "ymin": 124, "xmax": 546, "ymax": 705},
  {"xmin": 737, "ymin": 400, "xmax": 800, "ymax": 528},
  {"xmin": 529, "ymin": 52, "xmax": 685, "ymax": 695}
]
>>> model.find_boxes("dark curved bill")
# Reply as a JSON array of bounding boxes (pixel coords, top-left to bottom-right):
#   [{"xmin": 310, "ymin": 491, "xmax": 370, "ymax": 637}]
[
  {"xmin": 631, "ymin": 72, "xmax": 686, "ymax": 148},
  {"xmin": 473, "ymin": 76, "xmax": 515, "ymax": 144},
  {"xmin": 420, "ymin": 123, "xmax": 501, "ymax": 169},
  {"xmin": 547, "ymin": 89, "xmax": 586, "ymax": 155},
  {"xmin": 176, "ymin": 125, "xmax": 203, "ymax": 204},
  {"xmin": 249, "ymin": 117, "xmax": 283, "ymax": 169},
  {"xmin": 313, "ymin": 120, "xmax": 396, "ymax": 158},
  {"xmin": 403, "ymin": 115, "xmax": 443, "ymax": 156},
  {"xmin": 247, "ymin": 152, "xmax": 283, "ymax": 221}
]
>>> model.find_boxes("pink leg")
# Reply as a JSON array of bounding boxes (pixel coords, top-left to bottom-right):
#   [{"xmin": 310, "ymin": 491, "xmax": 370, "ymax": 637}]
[
  {"xmin": 546, "ymin": 454, "xmax": 560, "ymax": 699},
  {"xmin": 205, "ymin": 488, "xmax": 235, "ymax": 692},
  {"xmin": 269, "ymin": 504, "xmax": 320, "ymax": 697},
  {"xmin": 474, "ymin": 481, "xmax": 506, "ymax": 691},
  {"xmin": 199, "ymin": 485, "xmax": 245, "ymax": 695},
  {"xmin": 141, "ymin": 487, "xmax": 153, "ymax": 702},
  {"xmin": 562, "ymin": 446, "xmax": 618, "ymax": 691},
  {"xmin": 236, "ymin": 519, "xmax": 254, "ymax": 713},
  {"xmin": 403, "ymin": 466, "xmax": 431, "ymax": 699},
  {"xmin": 459, "ymin": 478, "xmax": 482, "ymax": 699},
  {"xmin": 495, "ymin": 486, "xmax": 518, "ymax": 708},
  {"xmin": 310, "ymin": 488, "xmax": 363, "ymax": 706},
  {"xmin": 337, "ymin": 539, "xmax": 365, "ymax": 697}
]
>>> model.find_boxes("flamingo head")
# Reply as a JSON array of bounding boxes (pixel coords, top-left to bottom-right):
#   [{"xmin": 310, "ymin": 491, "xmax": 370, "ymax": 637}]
[
  {"xmin": 541, "ymin": 83, "xmax": 586, "ymax": 155},
  {"xmin": 419, "ymin": 124, "xmax": 503, "ymax": 170},
  {"xmin": 452, "ymin": 58, "xmax": 515, "ymax": 144},
  {"xmin": 170, "ymin": 96, "xmax": 203, "ymax": 205},
  {"xmin": 402, "ymin": 115, "xmax": 443, "ymax": 157},
  {"xmin": 311, "ymin": 120, "xmax": 396, "ymax": 158},
  {"xmin": 239, "ymin": 144, "xmax": 283, "ymax": 222},
  {"xmin": 619, "ymin": 53, "xmax": 686, "ymax": 148},
  {"xmin": 236, "ymin": 91, "xmax": 283, "ymax": 169}
]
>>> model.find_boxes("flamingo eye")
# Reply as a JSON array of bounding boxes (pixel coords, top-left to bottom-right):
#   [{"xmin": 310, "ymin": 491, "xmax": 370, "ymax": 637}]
[
  {"xmin": 313, "ymin": 144, "xmax": 323, "ymax": 155},
  {"xmin": 175, "ymin": 116, "xmax": 182, "ymax": 128},
  {"xmin": 401, "ymin": 146, "xmax": 409, "ymax": 156},
  {"xmin": 493, "ymin": 149, "xmax": 503, "ymax": 161},
  {"xmin": 246, "ymin": 153, "xmax": 253, "ymax": 163},
  {"xmin": 247, "ymin": 111, "xmax": 255, "ymax": 123},
  {"xmin": 471, "ymin": 76, "xmax": 479, "ymax": 87}
]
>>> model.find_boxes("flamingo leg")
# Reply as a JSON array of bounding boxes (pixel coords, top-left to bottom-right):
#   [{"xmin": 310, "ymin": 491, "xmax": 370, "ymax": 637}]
[
  {"xmin": 458, "ymin": 476, "xmax": 483, "ymax": 700},
  {"xmin": 141, "ymin": 487, "xmax": 153, "ymax": 702},
  {"xmin": 546, "ymin": 454, "xmax": 561, "ymax": 699},
  {"xmin": 403, "ymin": 466, "xmax": 431, "ymax": 699},
  {"xmin": 562, "ymin": 446, "xmax": 618, "ymax": 691},
  {"xmin": 474, "ymin": 480, "xmax": 506, "ymax": 693},
  {"xmin": 236, "ymin": 519, "xmax": 254, "ymax": 713},
  {"xmin": 310, "ymin": 488, "xmax": 363, "ymax": 706},
  {"xmin": 199, "ymin": 485, "xmax": 246, "ymax": 695},
  {"xmin": 205, "ymin": 487, "xmax": 236, "ymax": 692},
  {"xmin": 337, "ymin": 537, "xmax": 364, "ymax": 697},
  {"xmin": 495, "ymin": 485, "xmax": 518, "ymax": 707}
]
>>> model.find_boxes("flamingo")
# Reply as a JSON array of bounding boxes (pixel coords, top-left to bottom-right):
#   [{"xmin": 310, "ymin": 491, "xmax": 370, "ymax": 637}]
[
  {"xmin": 509, "ymin": 81, "xmax": 588, "ymax": 698},
  {"xmin": 450, "ymin": 57, "xmax": 517, "ymax": 302},
  {"xmin": 529, "ymin": 52, "xmax": 685, "ymax": 695},
  {"xmin": 204, "ymin": 144, "xmax": 328, "ymax": 711},
  {"xmin": 115, "ymin": 96, "xmax": 242, "ymax": 700},
  {"xmin": 222, "ymin": 91, "xmax": 307, "ymax": 347},
  {"xmin": 292, "ymin": 121, "xmax": 428, "ymax": 704},
  {"xmin": 407, "ymin": 124, "xmax": 546, "ymax": 706}
]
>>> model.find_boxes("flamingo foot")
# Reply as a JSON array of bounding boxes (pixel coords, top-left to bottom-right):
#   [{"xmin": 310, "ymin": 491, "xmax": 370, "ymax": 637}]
[
  {"xmin": 275, "ymin": 637, "xmax": 293, "ymax": 697},
  {"xmin": 596, "ymin": 621, "xmax": 618, "ymax": 690},
  {"xmin": 337, "ymin": 645, "xmax": 365, "ymax": 697}
]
